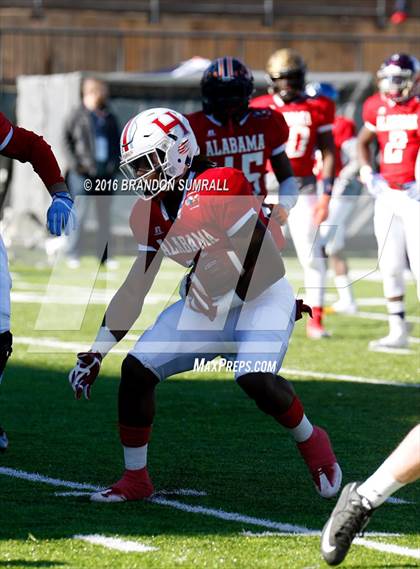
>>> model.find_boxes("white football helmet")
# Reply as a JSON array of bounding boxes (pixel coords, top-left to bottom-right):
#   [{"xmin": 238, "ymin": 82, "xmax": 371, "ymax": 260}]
[{"xmin": 119, "ymin": 107, "xmax": 199, "ymax": 199}]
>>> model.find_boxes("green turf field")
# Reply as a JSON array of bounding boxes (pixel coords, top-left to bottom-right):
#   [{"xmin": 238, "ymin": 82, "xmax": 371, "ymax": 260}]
[{"xmin": 0, "ymin": 256, "xmax": 419, "ymax": 569}]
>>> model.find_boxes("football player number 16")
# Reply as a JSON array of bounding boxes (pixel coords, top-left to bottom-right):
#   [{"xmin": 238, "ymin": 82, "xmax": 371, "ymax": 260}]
[
  {"xmin": 224, "ymin": 151, "xmax": 264, "ymax": 194},
  {"xmin": 383, "ymin": 130, "xmax": 408, "ymax": 164}
]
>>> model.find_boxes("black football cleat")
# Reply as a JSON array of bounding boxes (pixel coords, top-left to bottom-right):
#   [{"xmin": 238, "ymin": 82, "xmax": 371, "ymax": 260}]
[
  {"xmin": 0, "ymin": 425, "xmax": 8, "ymax": 452},
  {"xmin": 321, "ymin": 481, "xmax": 374, "ymax": 566}
]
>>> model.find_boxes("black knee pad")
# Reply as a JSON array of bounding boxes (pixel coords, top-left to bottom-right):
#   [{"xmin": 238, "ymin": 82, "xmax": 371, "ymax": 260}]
[
  {"xmin": 0, "ymin": 331, "xmax": 12, "ymax": 377},
  {"xmin": 121, "ymin": 355, "xmax": 159, "ymax": 391}
]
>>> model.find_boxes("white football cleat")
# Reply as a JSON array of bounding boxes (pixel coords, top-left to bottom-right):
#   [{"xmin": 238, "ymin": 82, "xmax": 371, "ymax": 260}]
[
  {"xmin": 90, "ymin": 488, "xmax": 127, "ymax": 503},
  {"xmin": 369, "ymin": 332, "xmax": 408, "ymax": 350},
  {"xmin": 331, "ymin": 300, "xmax": 357, "ymax": 315},
  {"xmin": 297, "ymin": 426, "xmax": 342, "ymax": 499},
  {"xmin": 90, "ymin": 468, "xmax": 154, "ymax": 503}
]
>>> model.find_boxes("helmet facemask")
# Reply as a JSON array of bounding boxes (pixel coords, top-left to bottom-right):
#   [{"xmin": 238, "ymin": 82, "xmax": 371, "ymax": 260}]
[
  {"xmin": 269, "ymin": 70, "xmax": 306, "ymax": 102},
  {"xmin": 377, "ymin": 68, "xmax": 416, "ymax": 102}
]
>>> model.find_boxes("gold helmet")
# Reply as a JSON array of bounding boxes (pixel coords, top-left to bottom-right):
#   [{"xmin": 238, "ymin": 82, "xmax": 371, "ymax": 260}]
[{"xmin": 266, "ymin": 49, "xmax": 306, "ymax": 80}]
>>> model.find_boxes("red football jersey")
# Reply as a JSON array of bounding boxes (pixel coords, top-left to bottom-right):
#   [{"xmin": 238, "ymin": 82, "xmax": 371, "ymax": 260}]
[
  {"xmin": 0, "ymin": 111, "xmax": 63, "ymax": 188},
  {"xmin": 314, "ymin": 115, "xmax": 357, "ymax": 179},
  {"xmin": 362, "ymin": 93, "xmax": 420, "ymax": 188},
  {"xmin": 129, "ymin": 167, "xmax": 284, "ymax": 270},
  {"xmin": 251, "ymin": 94, "xmax": 335, "ymax": 177},
  {"xmin": 187, "ymin": 108, "xmax": 289, "ymax": 196}
]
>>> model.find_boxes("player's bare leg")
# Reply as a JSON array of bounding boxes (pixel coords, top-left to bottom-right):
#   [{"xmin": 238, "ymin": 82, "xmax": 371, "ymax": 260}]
[
  {"xmin": 237, "ymin": 372, "xmax": 341, "ymax": 498},
  {"xmin": 91, "ymin": 355, "xmax": 157, "ymax": 502}
]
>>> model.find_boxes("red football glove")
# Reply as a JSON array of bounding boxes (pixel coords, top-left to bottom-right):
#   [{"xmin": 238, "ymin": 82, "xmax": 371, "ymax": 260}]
[
  {"xmin": 68, "ymin": 351, "xmax": 102, "ymax": 400},
  {"xmin": 295, "ymin": 299, "xmax": 313, "ymax": 321}
]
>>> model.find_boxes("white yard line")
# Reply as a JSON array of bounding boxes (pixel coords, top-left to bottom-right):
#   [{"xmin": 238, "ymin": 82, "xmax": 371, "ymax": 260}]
[
  {"xmin": 155, "ymin": 489, "xmax": 207, "ymax": 497},
  {"xmin": 0, "ymin": 467, "xmax": 101, "ymax": 491},
  {"xmin": 281, "ymin": 368, "xmax": 419, "ymax": 388},
  {"xmin": 351, "ymin": 311, "xmax": 420, "ymax": 324},
  {"xmin": 368, "ymin": 346, "xmax": 413, "ymax": 356},
  {"xmin": 10, "ymin": 291, "xmax": 172, "ymax": 306},
  {"xmin": 12, "ymin": 336, "xmax": 420, "ymax": 386},
  {"xmin": 74, "ymin": 534, "xmax": 158, "ymax": 553},
  {"xmin": 1, "ymin": 466, "xmax": 416, "ymax": 560},
  {"xmin": 149, "ymin": 496, "xmax": 313, "ymax": 534},
  {"xmin": 55, "ymin": 491, "xmax": 93, "ymax": 497},
  {"xmin": 354, "ymin": 538, "xmax": 420, "ymax": 560},
  {"xmin": 242, "ymin": 530, "xmax": 402, "ymax": 538}
]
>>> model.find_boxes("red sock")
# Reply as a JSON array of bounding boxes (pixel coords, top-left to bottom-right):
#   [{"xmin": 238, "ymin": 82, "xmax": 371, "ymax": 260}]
[
  {"xmin": 274, "ymin": 397, "xmax": 314, "ymax": 442},
  {"xmin": 274, "ymin": 396, "xmax": 304, "ymax": 428},
  {"xmin": 311, "ymin": 306, "xmax": 323, "ymax": 326},
  {"xmin": 119, "ymin": 424, "xmax": 152, "ymax": 447}
]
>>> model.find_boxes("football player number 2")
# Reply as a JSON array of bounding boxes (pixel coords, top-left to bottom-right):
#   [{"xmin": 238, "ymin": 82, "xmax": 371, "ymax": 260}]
[
  {"xmin": 224, "ymin": 151, "xmax": 264, "ymax": 194},
  {"xmin": 383, "ymin": 130, "xmax": 408, "ymax": 164},
  {"xmin": 286, "ymin": 125, "xmax": 311, "ymax": 159}
]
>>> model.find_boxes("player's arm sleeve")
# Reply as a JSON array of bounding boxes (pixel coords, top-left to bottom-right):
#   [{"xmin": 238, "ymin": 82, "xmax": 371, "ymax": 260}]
[
  {"xmin": 0, "ymin": 114, "xmax": 64, "ymax": 190},
  {"xmin": 102, "ymin": 249, "xmax": 162, "ymax": 338},
  {"xmin": 129, "ymin": 199, "xmax": 159, "ymax": 256},
  {"xmin": 102, "ymin": 201, "xmax": 163, "ymax": 337}
]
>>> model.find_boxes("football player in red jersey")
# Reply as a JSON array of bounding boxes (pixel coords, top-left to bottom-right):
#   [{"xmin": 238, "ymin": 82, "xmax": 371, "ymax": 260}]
[
  {"xmin": 358, "ymin": 53, "xmax": 420, "ymax": 350},
  {"xmin": 68, "ymin": 108, "xmax": 342, "ymax": 502},
  {"xmin": 187, "ymin": 57, "xmax": 298, "ymax": 229},
  {"xmin": 307, "ymin": 83, "xmax": 361, "ymax": 315},
  {"xmin": 0, "ymin": 112, "xmax": 76, "ymax": 451},
  {"xmin": 251, "ymin": 49, "xmax": 336, "ymax": 339}
]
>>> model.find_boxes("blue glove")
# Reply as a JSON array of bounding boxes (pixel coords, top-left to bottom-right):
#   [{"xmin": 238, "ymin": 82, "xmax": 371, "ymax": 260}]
[{"xmin": 47, "ymin": 191, "xmax": 77, "ymax": 236}]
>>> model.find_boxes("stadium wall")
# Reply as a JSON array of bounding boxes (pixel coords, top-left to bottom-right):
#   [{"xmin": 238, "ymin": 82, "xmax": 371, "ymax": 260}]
[{"xmin": 0, "ymin": 7, "xmax": 419, "ymax": 83}]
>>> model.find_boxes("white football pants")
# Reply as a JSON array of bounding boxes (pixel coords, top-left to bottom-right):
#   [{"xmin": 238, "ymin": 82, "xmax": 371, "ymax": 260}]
[
  {"xmin": 129, "ymin": 277, "xmax": 296, "ymax": 381},
  {"xmin": 288, "ymin": 193, "xmax": 326, "ymax": 307},
  {"xmin": 374, "ymin": 187, "xmax": 420, "ymax": 301},
  {"xmin": 319, "ymin": 195, "xmax": 358, "ymax": 257},
  {"xmin": 0, "ymin": 234, "xmax": 11, "ymax": 333}
]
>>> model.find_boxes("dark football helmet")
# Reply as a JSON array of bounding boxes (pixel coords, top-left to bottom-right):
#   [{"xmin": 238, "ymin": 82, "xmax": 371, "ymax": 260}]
[
  {"xmin": 266, "ymin": 48, "xmax": 306, "ymax": 103},
  {"xmin": 201, "ymin": 57, "xmax": 254, "ymax": 123},
  {"xmin": 377, "ymin": 53, "xmax": 419, "ymax": 102}
]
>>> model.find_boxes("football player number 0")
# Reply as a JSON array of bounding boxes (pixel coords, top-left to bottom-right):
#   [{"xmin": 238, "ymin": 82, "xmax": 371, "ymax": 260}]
[
  {"xmin": 286, "ymin": 125, "xmax": 311, "ymax": 159},
  {"xmin": 383, "ymin": 130, "xmax": 408, "ymax": 164},
  {"xmin": 224, "ymin": 151, "xmax": 264, "ymax": 194}
]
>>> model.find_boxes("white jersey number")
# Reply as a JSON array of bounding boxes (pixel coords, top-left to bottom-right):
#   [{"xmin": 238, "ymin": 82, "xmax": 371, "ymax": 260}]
[
  {"xmin": 286, "ymin": 125, "xmax": 311, "ymax": 159},
  {"xmin": 383, "ymin": 130, "xmax": 408, "ymax": 164},
  {"xmin": 224, "ymin": 151, "xmax": 264, "ymax": 194}
]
